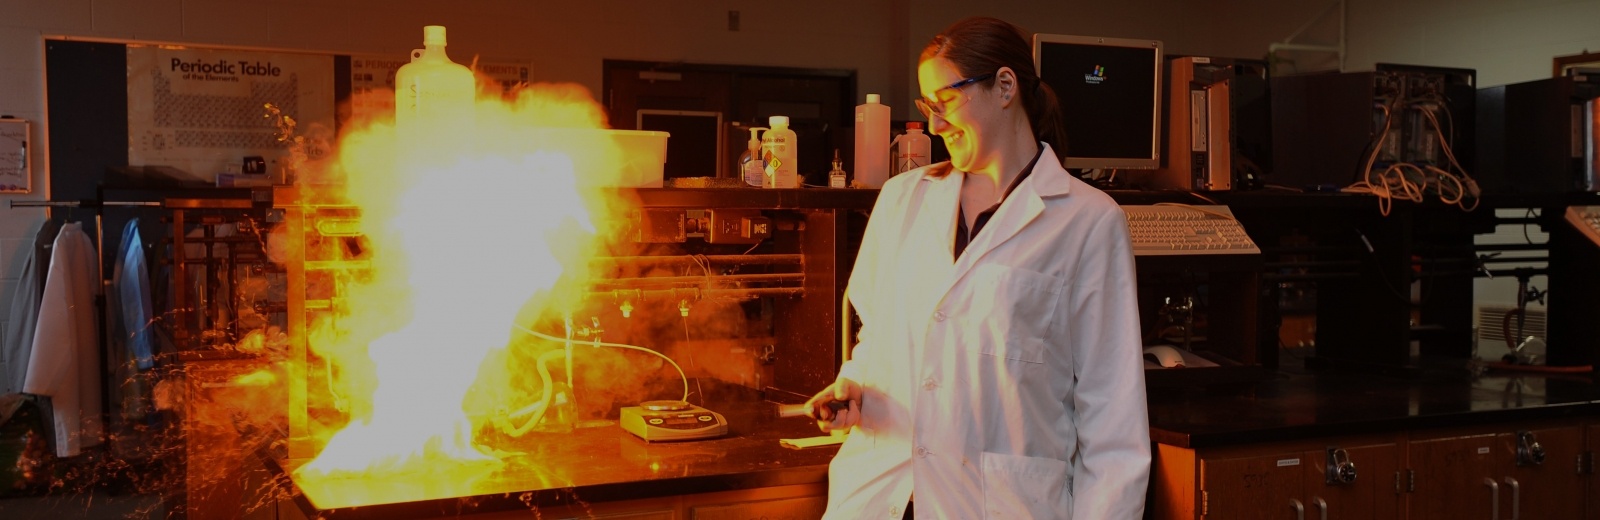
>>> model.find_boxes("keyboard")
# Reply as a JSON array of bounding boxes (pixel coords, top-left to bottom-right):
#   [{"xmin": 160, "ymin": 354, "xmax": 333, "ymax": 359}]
[
  {"xmin": 1123, "ymin": 204, "xmax": 1261, "ymax": 256},
  {"xmin": 1566, "ymin": 205, "xmax": 1600, "ymax": 247}
]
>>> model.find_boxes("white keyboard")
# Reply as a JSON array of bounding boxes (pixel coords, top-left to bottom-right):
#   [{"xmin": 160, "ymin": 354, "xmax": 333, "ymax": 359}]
[
  {"xmin": 1566, "ymin": 205, "xmax": 1600, "ymax": 247},
  {"xmin": 1124, "ymin": 204, "xmax": 1261, "ymax": 256}
]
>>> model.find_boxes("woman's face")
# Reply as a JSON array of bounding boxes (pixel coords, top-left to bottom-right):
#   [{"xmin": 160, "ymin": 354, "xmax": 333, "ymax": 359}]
[{"xmin": 917, "ymin": 57, "xmax": 1000, "ymax": 174}]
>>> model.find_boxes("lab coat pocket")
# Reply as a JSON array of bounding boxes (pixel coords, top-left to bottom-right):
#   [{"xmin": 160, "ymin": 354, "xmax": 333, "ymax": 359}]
[
  {"xmin": 971, "ymin": 265, "xmax": 1061, "ymax": 364},
  {"xmin": 981, "ymin": 451, "xmax": 1070, "ymax": 519}
]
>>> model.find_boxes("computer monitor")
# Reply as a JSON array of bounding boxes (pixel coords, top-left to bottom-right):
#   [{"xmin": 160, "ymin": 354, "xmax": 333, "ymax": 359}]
[
  {"xmin": 637, "ymin": 109, "xmax": 724, "ymax": 179},
  {"xmin": 1034, "ymin": 34, "xmax": 1163, "ymax": 170}
]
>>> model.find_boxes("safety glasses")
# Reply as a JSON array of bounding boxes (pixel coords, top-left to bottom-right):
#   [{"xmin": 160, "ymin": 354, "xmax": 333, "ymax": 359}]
[{"xmin": 914, "ymin": 72, "xmax": 995, "ymax": 119}]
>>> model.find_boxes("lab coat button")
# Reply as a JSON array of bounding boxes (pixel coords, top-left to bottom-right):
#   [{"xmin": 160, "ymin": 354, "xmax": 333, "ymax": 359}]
[
  {"xmin": 889, "ymin": 506, "xmax": 901, "ymax": 517},
  {"xmin": 932, "ymin": 311, "xmax": 946, "ymax": 322},
  {"xmin": 916, "ymin": 446, "xmax": 930, "ymax": 458},
  {"xmin": 922, "ymin": 377, "xmax": 938, "ymax": 390}
]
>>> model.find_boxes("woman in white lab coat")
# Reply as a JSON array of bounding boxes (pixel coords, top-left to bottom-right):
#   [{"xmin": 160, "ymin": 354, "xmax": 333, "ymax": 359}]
[{"xmin": 805, "ymin": 17, "xmax": 1150, "ymax": 519}]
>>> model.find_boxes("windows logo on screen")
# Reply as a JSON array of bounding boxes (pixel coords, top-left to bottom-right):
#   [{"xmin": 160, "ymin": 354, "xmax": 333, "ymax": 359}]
[{"xmin": 1083, "ymin": 65, "xmax": 1106, "ymax": 85}]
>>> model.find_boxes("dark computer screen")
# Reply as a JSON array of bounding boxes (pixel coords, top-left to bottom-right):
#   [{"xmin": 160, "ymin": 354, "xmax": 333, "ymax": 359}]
[
  {"xmin": 637, "ymin": 110, "xmax": 723, "ymax": 179},
  {"xmin": 1034, "ymin": 34, "xmax": 1162, "ymax": 170}
]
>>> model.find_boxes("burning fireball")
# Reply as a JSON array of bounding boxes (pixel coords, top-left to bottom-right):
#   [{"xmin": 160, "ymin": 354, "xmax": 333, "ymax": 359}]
[{"xmin": 290, "ymin": 56, "xmax": 640, "ymax": 479}]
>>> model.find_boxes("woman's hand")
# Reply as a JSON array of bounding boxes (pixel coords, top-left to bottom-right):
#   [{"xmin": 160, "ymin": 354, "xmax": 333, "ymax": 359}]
[{"xmin": 804, "ymin": 377, "xmax": 862, "ymax": 432}]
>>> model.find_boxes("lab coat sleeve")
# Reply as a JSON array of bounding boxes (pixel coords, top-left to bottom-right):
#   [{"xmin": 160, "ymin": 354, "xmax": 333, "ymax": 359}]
[
  {"xmin": 1066, "ymin": 209, "xmax": 1151, "ymax": 519},
  {"xmin": 834, "ymin": 185, "xmax": 897, "ymax": 386}
]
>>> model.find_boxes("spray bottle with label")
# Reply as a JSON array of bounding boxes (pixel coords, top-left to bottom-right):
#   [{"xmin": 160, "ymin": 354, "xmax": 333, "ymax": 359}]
[
  {"xmin": 738, "ymin": 126, "xmax": 768, "ymax": 187},
  {"xmin": 891, "ymin": 121, "xmax": 933, "ymax": 175},
  {"xmin": 762, "ymin": 116, "xmax": 798, "ymax": 189},
  {"xmin": 394, "ymin": 25, "xmax": 475, "ymax": 154}
]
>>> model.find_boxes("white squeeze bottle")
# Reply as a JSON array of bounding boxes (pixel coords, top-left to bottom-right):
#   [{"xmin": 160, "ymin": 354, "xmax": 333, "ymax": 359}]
[
  {"xmin": 394, "ymin": 26, "xmax": 475, "ymax": 155},
  {"xmin": 854, "ymin": 94, "xmax": 890, "ymax": 188},
  {"xmin": 739, "ymin": 126, "xmax": 768, "ymax": 187},
  {"xmin": 762, "ymin": 115, "xmax": 798, "ymax": 189},
  {"xmin": 892, "ymin": 121, "xmax": 933, "ymax": 175}
]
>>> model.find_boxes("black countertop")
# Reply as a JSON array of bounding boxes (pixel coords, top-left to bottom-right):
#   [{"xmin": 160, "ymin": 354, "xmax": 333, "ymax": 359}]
[
  {"xmin": 1147, "ymin": 363, "xmax": 1600, "ymax": 449},
  {"xmin": 277, "ymin": 365, "xmax": 1600, "ymax": 517},
  {"xmin": 282, "ymin": 397, "xmax": 838, "ymax": 519}
]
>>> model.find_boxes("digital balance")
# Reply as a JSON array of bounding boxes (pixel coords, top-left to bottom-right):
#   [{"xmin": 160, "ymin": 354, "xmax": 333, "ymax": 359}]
[{"xmin": 619, "ymin": 400, "xmax": 728, "ymax": 442}]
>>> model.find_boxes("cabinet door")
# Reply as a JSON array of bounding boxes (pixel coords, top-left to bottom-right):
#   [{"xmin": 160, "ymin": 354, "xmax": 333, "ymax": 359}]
[
  {"xmin": 1589, "ymin": 423, "xmax": 1600, "ymax": 520},
  {"xmin": 1304, "ymin": 443, "xmax": 1400, "ymax": 520},
  {"xmin": 1202, "ymin": 452, "xmax": 1306, "ymax": 520},
  {"xmin": 1496, "ymin": 426, "xmax": 1583, "ymax": 520},
  {"xmin": 1408, "ymin": 433, "xmax": 1499, "ymax": 519}
]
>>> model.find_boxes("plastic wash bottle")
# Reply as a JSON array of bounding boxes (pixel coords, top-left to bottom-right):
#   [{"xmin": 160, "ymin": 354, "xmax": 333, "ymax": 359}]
[
  {"xmin": 762, "ymin": 116, "xmax": 798, "ymax": 189},
  {"xmin": 891, "ymin": 121, "xmax": 933, "ymax": 175}
]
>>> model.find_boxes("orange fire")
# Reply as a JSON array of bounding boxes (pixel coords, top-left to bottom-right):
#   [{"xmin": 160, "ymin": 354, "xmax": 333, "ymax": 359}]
[{"xmin": 291, "ymin": 79, "xmax": 637, "ymax": 479}]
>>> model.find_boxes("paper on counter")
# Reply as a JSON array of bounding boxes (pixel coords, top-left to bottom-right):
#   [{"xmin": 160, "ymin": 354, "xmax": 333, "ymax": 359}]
[{"xmin": 780, "ymin": 433, "xmax": 846, "ymax": 449}]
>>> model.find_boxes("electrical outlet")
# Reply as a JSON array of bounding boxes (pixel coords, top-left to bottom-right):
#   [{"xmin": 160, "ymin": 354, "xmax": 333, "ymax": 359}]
[{"xmin": 706, "ymin": 209, "xmax": 770, "ymax": 244}]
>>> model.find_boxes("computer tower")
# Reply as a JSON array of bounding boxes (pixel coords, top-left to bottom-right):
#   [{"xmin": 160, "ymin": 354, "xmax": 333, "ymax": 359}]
[
  {"xmin": 1271, "ymin": 64, "xmax": 1475, "ymax": 190},
  {"xmin": 1152, "ymin": 56, "xmax": 1231, "ymax": 190},
  {"xmin": 1476, "ymin": 73, "xmax": 1600, "ymax": 194},
  {"xmin": 1149, "ymin": 56, "xmax": 1272, "ymax": 191}
]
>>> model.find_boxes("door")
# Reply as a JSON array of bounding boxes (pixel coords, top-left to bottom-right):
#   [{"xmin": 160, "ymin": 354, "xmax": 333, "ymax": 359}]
[
  {"xmin": 1496, "ymin": 426, "xmax": 1583, "ymax": 520},
  {"xmin": 603, "ymin": 60, "xmax": 856, "ymax": 184},
  {"xmin": 603, "ymin": 65, "xmax": 733, "ymax": 180},
  {"xmin": 1304, "ymin": 443, "xmax": 1400, "ymax": 520},
  {"xmin": 1202, "ymin": 451, "xmax": 1306, "ymax": 520},
  {"xmin": 1407, "ymin": 433, "xmax": 1498, "ymax": 519}
]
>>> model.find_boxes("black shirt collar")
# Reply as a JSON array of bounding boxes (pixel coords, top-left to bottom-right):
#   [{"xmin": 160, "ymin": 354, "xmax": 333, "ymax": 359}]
[{"xmin": 954, "ymin": 145, "xmax": 1045, "ymax": 260}]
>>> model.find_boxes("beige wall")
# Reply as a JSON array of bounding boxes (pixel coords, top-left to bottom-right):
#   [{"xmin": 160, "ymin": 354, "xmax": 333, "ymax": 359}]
[{"xmin": 2, "ymin": 0, "xmax": 1598, "ymax": 342}]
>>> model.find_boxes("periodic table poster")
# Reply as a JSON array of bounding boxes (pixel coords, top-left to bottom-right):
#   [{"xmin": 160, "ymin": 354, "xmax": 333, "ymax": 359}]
[{"xmin": 126, "ymin": 45, "xmax": 335, "ymax": 182}]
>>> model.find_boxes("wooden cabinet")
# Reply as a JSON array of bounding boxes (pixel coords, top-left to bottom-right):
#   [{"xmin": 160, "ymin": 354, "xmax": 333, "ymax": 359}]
[
  {"xmin": 1406, "ymin": 422, "xmax": 1585, "ymax": 520},
  {"xmin": 1155, "ymin": 418, "xmax": 1596, "ymax": 520},
  {"xmin": 176, "ymin": 358, "xmax": 284, "ymax": 520},
  {"xmin": 1495, "ymin": 425, "xmax": 1583, "ymax": 520},
  {"xmin": 1200, "ymin": 450, "xmax": 1305, "ymax": 519},
  {"xmin": 1153, "ymin": 434, "xmax": 1401, "ymax": 520},
  {"xmin": 1306, "ymin": 443, "xmax": 1401, "ymax": 520},
  {"xmin": 1405, "ymin": 432, "xmax": 1499, "ymax": 519},
  {"xmin": 1589, "ymin": 423, "xmax": 1600, "ymax": 520}
]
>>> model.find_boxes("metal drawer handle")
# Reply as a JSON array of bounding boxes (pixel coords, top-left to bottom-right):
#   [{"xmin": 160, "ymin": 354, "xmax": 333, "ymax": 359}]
[
  {"xmin": 1313, "ymin": 496, "xmax": 1328, "ymax": 520},
  {"xmin": 1290, "ymin": 498, "xmax": 1304, "ymax": 520},
  {"xmin": 1503, "ymin": 476, "xmax": 1520, "ymax": 520},
  {"xmin": 1484, "ymin": 478, "xmax": 1500, "ymax": 520}
]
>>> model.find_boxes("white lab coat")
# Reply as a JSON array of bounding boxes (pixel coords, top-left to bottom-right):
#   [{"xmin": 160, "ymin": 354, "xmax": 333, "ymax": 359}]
[
  {"xmin": 24, "ymin": 222, "xmax": 105, "ymax": 457},
  {"xmin": 825, "ymin": 143, "xmax": 1150, "ymax": 519}
]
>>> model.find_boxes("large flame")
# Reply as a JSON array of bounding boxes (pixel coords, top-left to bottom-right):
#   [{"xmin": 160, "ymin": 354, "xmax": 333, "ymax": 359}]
[{"xmin": 292, "ymin": 79, "xmax": 634, "ymax": 478}]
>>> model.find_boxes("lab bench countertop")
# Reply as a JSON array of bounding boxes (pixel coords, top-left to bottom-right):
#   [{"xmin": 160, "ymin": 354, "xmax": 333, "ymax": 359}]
[
  {"xmin": 279, "ymin": 399, "xmax": 838, "ymax": 519},
  {"xmin": 276, "ymin": 369, "xmax": 1600, "ymax": 518},
  {"xmin": 1146, "ymin": 367, "xmax": 1600, "ymax": 449}
]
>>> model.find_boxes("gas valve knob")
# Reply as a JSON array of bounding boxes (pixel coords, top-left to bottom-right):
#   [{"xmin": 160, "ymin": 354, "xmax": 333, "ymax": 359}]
[{"xmin": 1326, "ymin": 447, "xmax": 1358, "ymax": 484}]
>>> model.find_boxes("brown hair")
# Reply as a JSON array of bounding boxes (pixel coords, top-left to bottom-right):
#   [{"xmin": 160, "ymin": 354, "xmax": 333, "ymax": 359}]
[{"xmin": 920, "ymin": 17, "xmax": 1067, "ymax": 175}]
